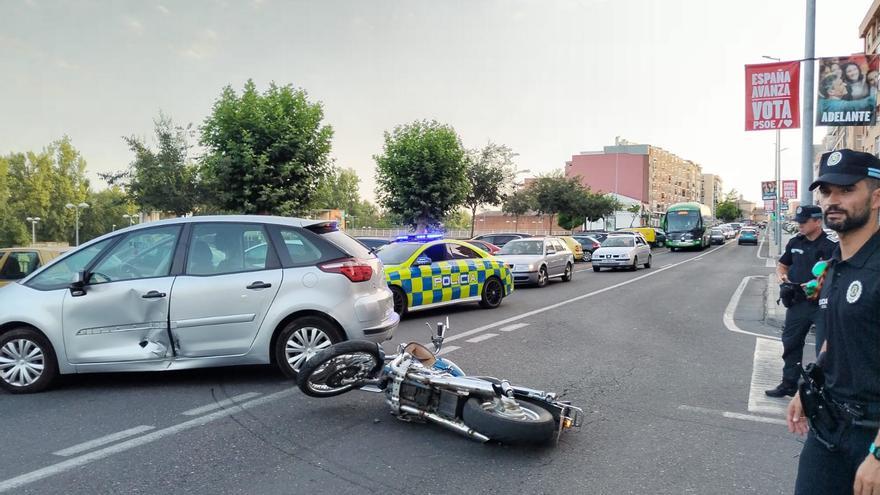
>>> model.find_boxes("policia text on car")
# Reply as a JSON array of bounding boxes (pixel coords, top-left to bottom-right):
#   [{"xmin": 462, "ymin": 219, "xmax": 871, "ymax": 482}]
[{"xmin": 786, "ymin": 149, "xmax": 880, "ymax": 495}]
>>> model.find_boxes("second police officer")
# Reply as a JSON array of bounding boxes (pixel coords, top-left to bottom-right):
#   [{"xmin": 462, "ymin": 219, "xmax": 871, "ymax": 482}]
[{"xmin": 765, "ymin": 204, "xmax": 837, "ymax": 398}]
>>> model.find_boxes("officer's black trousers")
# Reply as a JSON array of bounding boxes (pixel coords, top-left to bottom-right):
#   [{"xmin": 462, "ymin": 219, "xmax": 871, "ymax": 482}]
[
  {"xmin": 781, "ymin": 301, "xmax": 822, "ymax": 387},
  {"xmin": 795, "ymin": 426, "xmax": 876, "ymax": 494}
]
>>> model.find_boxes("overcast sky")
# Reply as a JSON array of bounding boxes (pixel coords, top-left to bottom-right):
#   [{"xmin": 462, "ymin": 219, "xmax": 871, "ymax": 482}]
[{"xmin": 0, "ymin": 0, "xmax": 871, "ymax": 205}]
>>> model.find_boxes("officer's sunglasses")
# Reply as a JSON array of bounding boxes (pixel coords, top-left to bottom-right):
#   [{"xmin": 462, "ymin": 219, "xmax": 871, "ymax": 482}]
[{"xmin": 803, "ymin": 260, "xmax": 830, "ymax": 300}]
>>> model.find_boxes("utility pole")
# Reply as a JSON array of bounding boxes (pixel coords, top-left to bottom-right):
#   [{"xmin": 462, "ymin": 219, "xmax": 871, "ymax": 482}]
[
  {"xmin": 775, "ymin": 130, "xmax": 783, "ymax": 251},
  {"xmin": 801, "ymin": 0, "xmax": 817, "ymax": 205}
]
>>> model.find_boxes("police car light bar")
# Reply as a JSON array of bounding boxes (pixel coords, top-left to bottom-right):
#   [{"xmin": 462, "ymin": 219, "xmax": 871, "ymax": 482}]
[{"xmin": 394, "ymin": 233, "xmax": 444, "ymax": 242}]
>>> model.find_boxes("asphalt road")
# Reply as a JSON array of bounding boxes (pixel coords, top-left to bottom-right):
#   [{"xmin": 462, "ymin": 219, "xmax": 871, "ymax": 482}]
[{"xmin": 1, "ymin": 237, "xmax": 804, "ymax": 494}]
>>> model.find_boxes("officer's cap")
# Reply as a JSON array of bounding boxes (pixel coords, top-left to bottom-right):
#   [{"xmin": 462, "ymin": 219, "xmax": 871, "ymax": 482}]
[
  {"xmin": 794, "ymin": 205, "xmax": 822, "ymax": 223},
  {"xmin": 809, "ymin": 149, "xmax": 880, "ymax": 190}
]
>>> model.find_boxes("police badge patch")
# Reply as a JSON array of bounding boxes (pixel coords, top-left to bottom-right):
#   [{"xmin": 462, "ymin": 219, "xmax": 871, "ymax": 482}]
[
  {"xmin": 846, "ymin": 280, "xmax": 863, "ymax": 304},
  {"xmin": 827, "ymin": 151, "xmax": 843, "ymax": 166}
]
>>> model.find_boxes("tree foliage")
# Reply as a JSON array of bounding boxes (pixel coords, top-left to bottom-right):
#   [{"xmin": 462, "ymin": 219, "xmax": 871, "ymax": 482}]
[
  {"xmin": 116, "ymin": 113, "xmax": 201, "ymax": 217},
  {"xmin": 463, "ymin": 142, "xmax": 516, "ymax": 237},
  {"xmin": 374, "ymin": 120, "xmax": 468, "ymax": 232},
  {"xmin": 715, "ymin": 200, "xmax": 742, "ymax": 222},
  {"xmin": 201, "ymin": 80, "xmax": 334, "ymax": 215},
  {"xmin": 313, "ymin": 166, "xmax": 361, "ymax": 215}
]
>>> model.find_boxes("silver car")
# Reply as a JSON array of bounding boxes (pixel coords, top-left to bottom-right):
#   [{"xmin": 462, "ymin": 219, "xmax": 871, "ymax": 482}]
[
  {"xmin": 591, "ymin": 233, "xmax": 652, "ymax": 272},
  {"xmin": 0, "ymin": 216, "xmax": 399, "ymax": 394},
  {"xmin": 495, "ymin": 237, "xmax": 574, "ymax": 287}
]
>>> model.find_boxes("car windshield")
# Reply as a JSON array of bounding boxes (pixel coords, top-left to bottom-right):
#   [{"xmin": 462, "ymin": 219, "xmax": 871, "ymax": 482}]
[
  {"xmin": 375, "ymin": 243, "xmax": 421, "ymax": 265},
  {"xmin": 667, "ymin": 211, "xmax": 700, "ymax": 232},
  {"xmin": 498, "ymin": 240, "xmax": 543, "ymax": 255},
  {"xmin": 602, "ymin": 237, "xmax": 634, "ymax": 248}
]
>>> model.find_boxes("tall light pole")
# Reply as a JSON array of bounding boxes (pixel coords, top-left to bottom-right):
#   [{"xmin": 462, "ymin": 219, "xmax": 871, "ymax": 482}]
[
  {"xmin": 65, "ymin": 202, "xmax": 89, "ymax": 246},
  {"xmin": 25, "ymin": 217, "xmax": 40, "ymax": 245},
  {"xmin": 763, "ymin": 55, "xmax": 785, "ymax": 253}
]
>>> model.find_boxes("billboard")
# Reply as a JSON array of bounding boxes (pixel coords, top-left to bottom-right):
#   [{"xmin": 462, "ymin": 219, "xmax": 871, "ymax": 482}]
[
  {"xmin": 782, "ymin": 180, "xmax": 797, "ymax": 200},
  {"xmin": 764, "ymin": 199, "xmax": 776, "ymax": 211},
  {"xmin": 745, "ymin": 61, "xmax": 801, "ymax": 131},
  {"xmin": 816, "ymin": 54, "xmax": 879, "ymax": 126},
  {"xmin": 762, "ymin": 181, "xmax": 777, "ymax": 200}
]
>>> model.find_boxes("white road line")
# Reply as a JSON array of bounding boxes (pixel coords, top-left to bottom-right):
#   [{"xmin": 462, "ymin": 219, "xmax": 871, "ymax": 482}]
[
  {"xmin": 445, "ymin": 244, "xmax": 733, "ymax": 344},
  {"xmin": 52, "ymin": 426, "xmax": 155, "ymax": 457},
  {"xmin": 499, "ymin": 323, "xmax": 529, "ymax": 332},
  {"xmin": 678, "ymin": 405, "xmax": 786, "ymax": 426},
  {"xmin": 466, "ymin": 333, "xmax": 498, "ymax": 343},
  {"xmin": 0, "ymin": 389, "xmax": 296, "ymax": 493},
  {"xmin": 437, "ymin": 345, "xmax": 460, "ymax": 356},
  {"xmin": 180, "ymin": 392, "xmax": 262, "ymax": 416},
  {"xmin": 722, "ymin": 275, "xmax": 781, "ymax": 341},
  {"xmin": 747, "ymin": 338, "xmax": 794, "ymax": 416}
]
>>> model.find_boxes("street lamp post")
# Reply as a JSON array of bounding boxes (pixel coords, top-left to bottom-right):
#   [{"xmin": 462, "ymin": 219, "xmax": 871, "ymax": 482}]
[
  {"xmin": 65, "ymin": 202, "xmax": 89, "ymax": 246},
  {"xmin": 25, "ymin": 217, "xmax": 40, "ymax": 245}
]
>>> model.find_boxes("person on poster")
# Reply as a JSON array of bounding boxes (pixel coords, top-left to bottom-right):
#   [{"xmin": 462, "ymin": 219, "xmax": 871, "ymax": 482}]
[
  {"xmin": 843, "ymin": 62, "xmax": 871, "ymax": 101},
  {"xmin": 818, "ymin": 73, "xmax": 876, "ymax": 117}
]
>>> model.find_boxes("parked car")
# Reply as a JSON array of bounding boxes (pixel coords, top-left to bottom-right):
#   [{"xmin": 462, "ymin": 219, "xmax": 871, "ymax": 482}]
[
  {"xmin": 470, "ymin": 233, "xmax": 532, "ymax": 248},
  {"xmin": 571, "ymin": 235, "xmax": 602, "ymax": 262},
  {"xmin": 0, "ymin": 247, "xmax": 67, "ymax": 288},
  {"xmin": 378, "ymin": 236, "xmax": 513, "ymax": 316},
  {"xmin": 709, "ymin": 228, "xmax": 726, "ymax": 245},
  {"xmin": 495, "ymin": 237, "xmax": 574, "ymax": 287},
  {"xmin": 355, "ymin": 236, "xmax": 392, "ymax": 251},
  {"xmin": 718, "ymin": 224, "xmax": 735, "ymax": 239},
  {"xmin": 0, "ymin": 216, "xmax": 399, "ymax": 393},
  {"xmin": 738, "ymin": 228, "xmax": 759, "ymax": 245},
  {"xmin": 579, "ymin": 230, "xmax": 609, "ymax": 243},
  {"xmin": 591, "ymin": 233, "xmax": 652, "ymax": 272},
  {"xmin": 465, "ymin": 239, "xmax": 501, "ymax": 255},
  {"xmin": 556, "ymin": 236, "xmax": 585, "ymax": 262}
]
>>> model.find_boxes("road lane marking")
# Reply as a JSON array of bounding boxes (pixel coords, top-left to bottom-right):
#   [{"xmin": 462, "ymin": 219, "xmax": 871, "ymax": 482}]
[
  {"xmin": 180, "ymin": 392, "xmax": 262, "ymax": 416},
  {"xmin": 466, "ymin": 333, "xmax": 498, "ymax": 343},
  {"xmin": 437, "ymin": 345, "xmax": 460, "ymax": 356},
  {"xmin": 446, "ymin": 243, "xmax": 733, "ymax": 344},
  {"xmin": 722, "ymin": 276, "xmax": 781, "ymax": 341},
  {"xmin": 678, "ymin": 405, "xmax": 786, "ymax": 426},
  {"xmin": 52, "ymin": 426, "xmax": 155, "ymax": 457},
  {"xmin": 747, "ymin": 338, "xmax": 803, "ymax": 416},
  {"xmin": 499, "ymin": 323, "xmax": 529, "ymax": 332},
  {"xmin": 0, "ymin": 389, "xmax": 297, "ymax": 493}
]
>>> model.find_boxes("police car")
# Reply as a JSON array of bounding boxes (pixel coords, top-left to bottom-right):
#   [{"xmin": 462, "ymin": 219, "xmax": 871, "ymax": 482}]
[{"xmin": 376, "ymin": 234, "xmax": 514, "ymax": 316}]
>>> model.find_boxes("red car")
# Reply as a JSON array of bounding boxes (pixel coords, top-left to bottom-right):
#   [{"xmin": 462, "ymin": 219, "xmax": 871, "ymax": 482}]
[{"xmin": 466, "ymin": 239, "xmax": 501, "ymax": 255}]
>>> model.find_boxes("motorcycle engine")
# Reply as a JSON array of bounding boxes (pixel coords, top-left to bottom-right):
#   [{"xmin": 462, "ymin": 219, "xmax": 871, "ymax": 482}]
[{"xmin": 399, "ymin": 382, "xmax": 436, "ymax": 409}]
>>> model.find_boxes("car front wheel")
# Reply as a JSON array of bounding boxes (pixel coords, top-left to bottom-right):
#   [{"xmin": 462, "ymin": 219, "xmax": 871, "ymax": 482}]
[
  {"xmin": 0, "ymin": 328, "xmax": 58, "ymax": 394},
  {"xmin": 479, "ymin": 277, "xmax": 504, "ymax": 309}
]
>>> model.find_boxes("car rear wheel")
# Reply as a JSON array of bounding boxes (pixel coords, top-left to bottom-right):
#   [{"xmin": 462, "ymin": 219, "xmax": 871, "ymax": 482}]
[
  {"xmin": 275, "ymin": 316, "xmax": 343, "ymax": 379},
  {"xmin": 582, "ymin": 251, "xmax": 592, "ymax": 262},
  {"xmin": 561, "ymin": 263, "xmax": 573, "ymax": 282},
  {"xmin": 0, "ymin": 328, "xmax": 58, "ymax": 394},
  {"xmin": 479, "ymin": 277, "xmax": 504, "ymax": 309}
]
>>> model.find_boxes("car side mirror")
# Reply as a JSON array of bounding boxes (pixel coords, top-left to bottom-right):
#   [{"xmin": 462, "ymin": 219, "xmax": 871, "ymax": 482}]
[{"xmin": 69, "ymin": 270, "xmax": 87, "ymax": 297}]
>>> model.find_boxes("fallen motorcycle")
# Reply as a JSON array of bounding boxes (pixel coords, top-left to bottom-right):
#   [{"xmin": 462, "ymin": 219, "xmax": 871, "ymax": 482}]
[{"xmin": 297, "ymin": 318, "xmax": 583, "ymax": 445}]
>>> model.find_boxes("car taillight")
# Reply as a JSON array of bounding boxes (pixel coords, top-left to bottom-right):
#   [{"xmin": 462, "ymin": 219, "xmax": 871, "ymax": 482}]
[
  {"xmin": 318, "ymin": 258, "xmax": 373, "ymax": 282},
  {"xmin": 592, "ymin": 242, "xmax": 600, "ymax": 249}
]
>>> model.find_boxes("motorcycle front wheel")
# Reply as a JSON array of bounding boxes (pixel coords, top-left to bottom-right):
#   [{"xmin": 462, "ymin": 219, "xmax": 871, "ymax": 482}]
[
  {"xmin": 462, "ymin": 397, "xmax": 555, "ymax": 445},
  {"xmin": 297, "ymin": 341, "xmax": 384, "ymax": 398}
]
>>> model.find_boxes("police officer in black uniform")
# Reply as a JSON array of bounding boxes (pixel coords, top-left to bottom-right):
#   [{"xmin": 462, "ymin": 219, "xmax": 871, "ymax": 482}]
[
  {"xmin": 765, "ymin": 204, "xmax": 837, "ymax": 398},
  {"xmin": 787, "ymin": 149, "xmax": 880, "ymax": 495}
]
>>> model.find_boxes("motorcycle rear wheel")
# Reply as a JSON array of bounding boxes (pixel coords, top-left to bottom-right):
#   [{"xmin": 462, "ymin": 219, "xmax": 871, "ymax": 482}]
[
  {"xmin": 462, "ymin": 397, "xmax": 555, "ymax": 445},
  {"xmin": 297, "ymin": 341, "xmax": 383, "ymax": 398}
]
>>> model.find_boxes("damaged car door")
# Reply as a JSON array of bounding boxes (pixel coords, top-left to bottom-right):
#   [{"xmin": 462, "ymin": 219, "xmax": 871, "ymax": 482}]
[{"xmin": 61, "ymin": 226, "xmax": 181, "ymax": 366}]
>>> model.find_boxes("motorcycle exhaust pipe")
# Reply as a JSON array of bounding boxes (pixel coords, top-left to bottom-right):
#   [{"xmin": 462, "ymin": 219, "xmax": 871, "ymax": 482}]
[{"xmin": 398, "ymin": 405, "xmax": 490, "ymax": 442}]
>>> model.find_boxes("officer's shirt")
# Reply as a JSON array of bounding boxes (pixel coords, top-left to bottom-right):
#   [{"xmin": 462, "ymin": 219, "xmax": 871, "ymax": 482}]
[
  {"xmin": 779, "ymin": 231, "xmax": 838, "ymax": 284},
  {"xmin": 818, "ymin": 230, "xmax": 880, "ymax": 403}
]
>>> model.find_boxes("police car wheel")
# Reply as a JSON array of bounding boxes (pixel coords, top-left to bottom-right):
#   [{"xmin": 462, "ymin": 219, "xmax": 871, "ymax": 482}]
[
  {"xmin": 391, "ymin": 286, "xmax": 408, "ymax": 317},
  {"xmin": 479, "ymin": 277, "xmax": 504, "ymax": 309}
]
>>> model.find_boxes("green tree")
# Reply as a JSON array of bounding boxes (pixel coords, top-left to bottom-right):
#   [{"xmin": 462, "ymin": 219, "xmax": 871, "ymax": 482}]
[
  {"xmin": 201, "ymin": 80, "xmax": 334, "ymax": 215},
  {"xmin": 374, "ymin": 120, "xmax": 468, "ymax": 232},
  {"xmin": 78, "ymin": 188, "xmax": 136, "ymax": 241},
  {"xmin": 716, "ymin": 201, "xmax": 742, "ymax": 222},
  {"xmin": 313, "ymin": 166, "xmax": 362, "ymax": 216},
  {"xmin": 627, "ymin": 203, "xmax": 641, "ymax": 227},
  {"xmin": 117, "ymin": 113, "xmax": 201, "ymax": 217},
  {"xmin": 463, "ymin": 143, "xmax": 516, "ymax": 237},
  {"xmin": 502, "ymin": 188, "xmax": 534, "ymax": 232}
]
